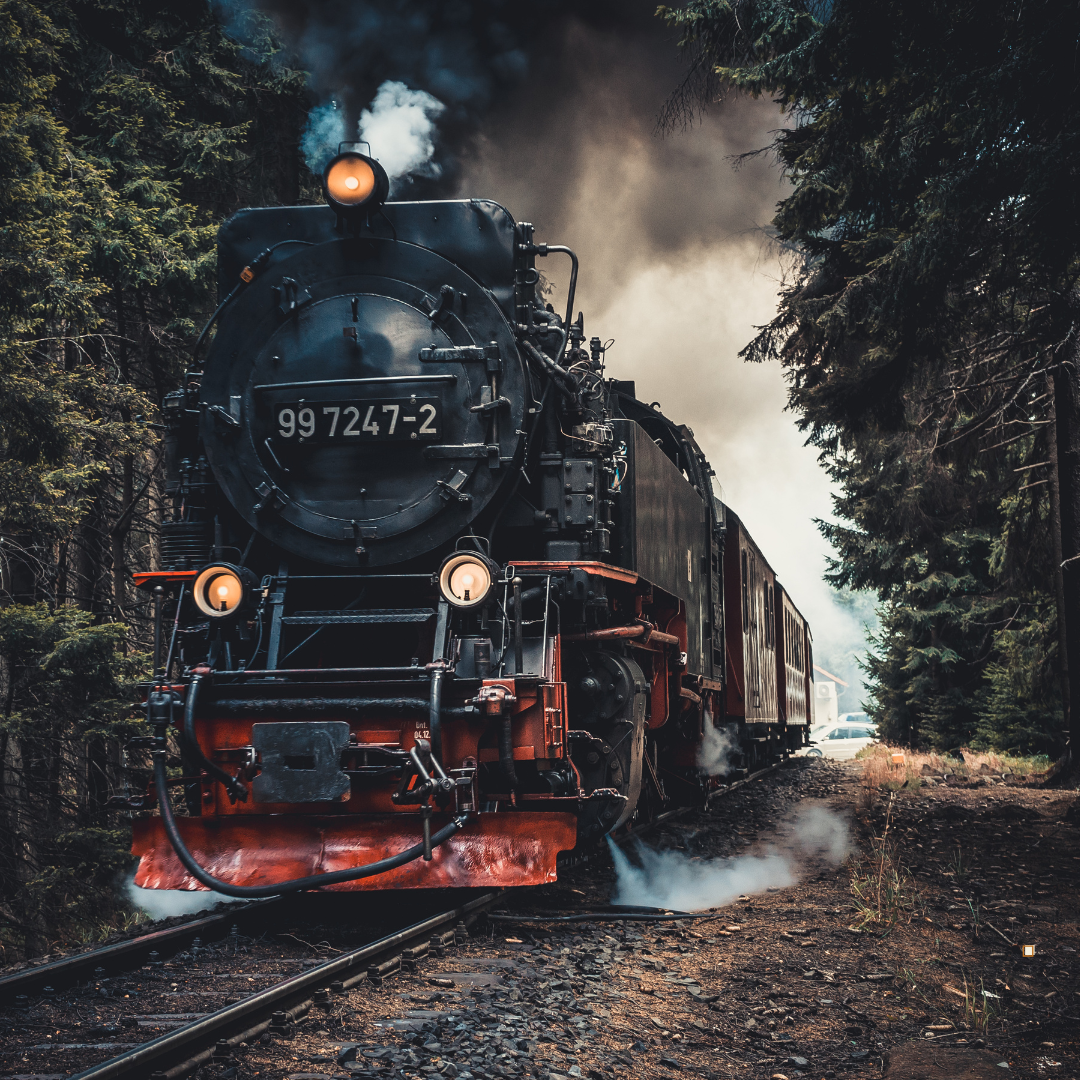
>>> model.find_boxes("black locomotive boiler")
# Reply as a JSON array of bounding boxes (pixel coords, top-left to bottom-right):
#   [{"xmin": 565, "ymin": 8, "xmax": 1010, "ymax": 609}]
[{"xmin": 130, "ymin": 148, "xmax": 814, "ymax": 897}]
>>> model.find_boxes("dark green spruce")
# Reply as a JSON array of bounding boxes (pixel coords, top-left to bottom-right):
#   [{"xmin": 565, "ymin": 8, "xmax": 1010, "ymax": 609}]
[
  {"xmin": 662, "ymin": 0, "xmax": 1080, "ymax": 756},
  {"xmin": 0, "ymin": 0, "xmax": 307, "ymax": 957}
]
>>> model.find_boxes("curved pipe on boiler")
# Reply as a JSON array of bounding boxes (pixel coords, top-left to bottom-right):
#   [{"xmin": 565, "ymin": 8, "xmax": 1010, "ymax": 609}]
[{"xmin": 542, "ymin": 245, "xmax": 579, "ymax": 331}]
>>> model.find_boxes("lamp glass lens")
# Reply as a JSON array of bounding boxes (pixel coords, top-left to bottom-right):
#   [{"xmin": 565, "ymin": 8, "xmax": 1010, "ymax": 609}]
[
  {"xmin": 194, "ymin": 566, "xmax": 244, "ymax": 617},
  {"xmin": 441, "ymin": 556, "xmax": 492, "ymax": 607},
  {"xmin": 326, "ymin": 157, "xmax": 376, "ymax": 205}
]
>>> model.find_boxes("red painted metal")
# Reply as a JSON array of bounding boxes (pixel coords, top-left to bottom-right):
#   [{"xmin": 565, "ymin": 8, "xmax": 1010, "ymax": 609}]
[
  {"xmin": 132, "ymin": 811, "xmax": 577, "ymax": 892},
  {"xmin": 132, "ymin": 570, "xmax": 198, "ymax": 589},
  {"xmin": 566, "ymin": 624, "xmax": 646, "ymax": 642}
]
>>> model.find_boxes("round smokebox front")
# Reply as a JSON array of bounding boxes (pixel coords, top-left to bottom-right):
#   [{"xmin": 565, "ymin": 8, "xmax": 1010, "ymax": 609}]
[{"xmin": 199, "ymin": 239, "xmax": 525, "ymax": 566}]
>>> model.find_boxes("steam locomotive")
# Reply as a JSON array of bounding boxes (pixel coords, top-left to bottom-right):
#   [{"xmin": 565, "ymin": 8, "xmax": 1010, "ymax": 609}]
[{"xmin": 128, "ymin": 148, "xmax": 814, "ymax": 897}]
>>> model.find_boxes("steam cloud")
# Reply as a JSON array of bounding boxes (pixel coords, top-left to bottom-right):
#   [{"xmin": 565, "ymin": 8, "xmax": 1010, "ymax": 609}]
[
  {"xmin": 359, "ymin": 81, "xmax": 446, "ymax": 187},
  {"xmin": 610, "ymin": 843, "xmax": 796, "ymax": 911},
  {"xmin": 301, "ymin": 99, "xmax": 346, "ymax": 173},
  {"xmin": 124, "ymin": 872, "xmax": 241, "ymax": 920},
  {"xmin": 302, "ymin": 81, "xmax": 447, "ymax": 190},
  {"xmin": 609, "ymin": 804, "xmax": 851, "ymax": 911},
  {"xmin": 696, "ymin": 718, "xmax": 738, "ymax": 775}
]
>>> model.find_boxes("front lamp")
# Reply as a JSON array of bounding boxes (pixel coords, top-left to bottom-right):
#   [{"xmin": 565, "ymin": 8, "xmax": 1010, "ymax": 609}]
[
  {"xmin": 193, "ymin": 563, "xmax": 254, "ymax": 619},
  {"xmin": 438, "ymin": 553, "xmax": 497, "ymax": 609},
  {"xmin": 323, "ymin": 149, "xmax": 390, "ymax": 217}
]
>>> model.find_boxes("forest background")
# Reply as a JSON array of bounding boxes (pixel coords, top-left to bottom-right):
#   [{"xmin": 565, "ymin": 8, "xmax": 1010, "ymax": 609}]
[{"xmin": 0, "ymin": 0, "xmax": 1073, "ymax": 958}]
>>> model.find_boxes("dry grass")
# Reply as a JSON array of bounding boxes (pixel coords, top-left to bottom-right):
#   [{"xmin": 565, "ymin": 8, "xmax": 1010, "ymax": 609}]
[
  {"xmin": 856, "ymin": 742, "xmax": 1049, "ymax": 791},
  {"xmin": 849, "ymin": 794, "xmax": 922, "ymax": 934}
]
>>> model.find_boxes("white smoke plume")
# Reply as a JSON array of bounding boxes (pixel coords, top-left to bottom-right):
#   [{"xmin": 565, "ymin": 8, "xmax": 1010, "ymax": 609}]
[
  {"xmin": 609, "ymin": 843, "xmax": 796, "ymax": 911},
  {"xmin": 301, "ymin": 99, "xmax": 346, "ymax": 173},
  {"xmin": 696, "ymin": 719, "xmax": 737, "ymax": 775},
  {"xmin": 608, "ymin": 804, "xmax": 850, "ymax": 911},
  {"xmin": 781, "ymin": 803, "xmax": 854, "ymax": 865},
  {"xmin": 124, "ymin": 871, "xmax": 242, "ymax": 921},
  {"xmin": 301, "ymin": 82, "xmax": 446, "ymax": 191},
  {"xmin": 358, "ymin": 80, "xmax": 446, "ymax": 187}
]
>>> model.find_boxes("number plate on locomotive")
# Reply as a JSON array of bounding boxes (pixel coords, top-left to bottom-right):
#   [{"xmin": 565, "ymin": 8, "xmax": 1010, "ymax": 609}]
[{"xmin": 274, "ymin": 398, "xmax": 441, "ymax": 443}]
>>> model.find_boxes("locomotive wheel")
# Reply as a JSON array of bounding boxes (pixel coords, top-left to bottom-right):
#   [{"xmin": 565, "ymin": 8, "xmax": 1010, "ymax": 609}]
[{"xmin": 567, "ymin": 650, "xmax": 647, "ymax": 841}]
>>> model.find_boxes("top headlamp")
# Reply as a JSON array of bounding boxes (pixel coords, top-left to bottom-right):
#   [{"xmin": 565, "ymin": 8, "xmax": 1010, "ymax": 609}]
[
  {"xmin": 438, "ymin": 553, "xmax": 497, "ymax": 609},
  {"xmin": 322, "ymin": 150, "xmax": 390, "ymax": 217}
]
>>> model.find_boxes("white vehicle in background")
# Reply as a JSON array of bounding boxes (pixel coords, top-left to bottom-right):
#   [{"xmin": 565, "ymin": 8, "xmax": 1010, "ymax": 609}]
[
  {"xmin": 813, "ymin": 711, "xmax": 870, "ymax": 734},
  {"xmin": 799, "ymin": 717, "xmax": 878, "ymax": 760}
]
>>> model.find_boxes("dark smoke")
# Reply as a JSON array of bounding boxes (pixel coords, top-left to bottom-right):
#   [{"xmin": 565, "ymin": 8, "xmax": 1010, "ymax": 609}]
[
  {"xmin": 250, "ymin": 3, "xmax": 704, "ymax": 194},
  {"xmin": 248, "ymin": 0, "xmax": 782, "ymax": 297}
]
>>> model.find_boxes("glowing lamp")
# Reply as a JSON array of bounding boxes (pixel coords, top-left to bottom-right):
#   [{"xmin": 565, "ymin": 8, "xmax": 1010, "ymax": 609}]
[
  {"xmin": 192, "ymin": 563, "xmax": 251, "ymax": 619},
  {"xmin": 438, "ymin": 553, "xmax": 496, "ymax": 609},
  {"xmin": 323, "ymin": 150, "xmax": 389, "ymax": 217}
]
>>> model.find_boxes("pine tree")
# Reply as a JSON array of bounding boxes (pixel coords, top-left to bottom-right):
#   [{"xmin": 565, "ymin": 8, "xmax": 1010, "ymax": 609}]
[
  {"xmin": 661, "ymin": 0, "xmax": 1079, "ymax": 754},
  {"xmin": 0, "ymin": 0, "xmax": 308, "ymax": 956}
]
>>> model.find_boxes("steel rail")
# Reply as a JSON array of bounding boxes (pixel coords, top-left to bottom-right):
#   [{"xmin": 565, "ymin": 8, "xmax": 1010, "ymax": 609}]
[
  {"xmin": 66, "ymin": 890, "xmax": 502, "ymax": 1080},
  {"xmin": 0, "ymin": 899, "xmax": 280, "ymax": 1005}
]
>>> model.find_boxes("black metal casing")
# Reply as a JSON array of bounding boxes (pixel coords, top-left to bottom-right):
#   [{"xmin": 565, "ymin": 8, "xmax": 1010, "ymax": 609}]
[{"xmin": 199, "ymin": 201, "xmax": 530, "ymax": 567}]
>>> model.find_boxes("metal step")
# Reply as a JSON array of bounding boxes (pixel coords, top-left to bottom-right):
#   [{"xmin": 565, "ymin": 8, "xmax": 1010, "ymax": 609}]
[{"xmin": 281, "ymin": 608, "xmax": 435, "ymax": 626}]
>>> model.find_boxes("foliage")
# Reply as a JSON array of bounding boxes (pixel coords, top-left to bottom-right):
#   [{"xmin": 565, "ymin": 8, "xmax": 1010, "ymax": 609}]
[
  {"xmin": 0, "ymin": 0, "xmax": 308, "ymax": 958},
  {"xmin": 0, "ymin": 604, "xmax": 143, "ymax": 949},
  {"xmin": 662, "ymin": 0, "xmax": 1078, "ymax": 751}
]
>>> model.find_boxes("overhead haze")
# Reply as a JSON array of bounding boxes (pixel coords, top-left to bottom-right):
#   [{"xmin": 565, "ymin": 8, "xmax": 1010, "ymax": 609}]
[{"xmin": 239, "ymin": 0, "xmax": 875, "ymax": 706}]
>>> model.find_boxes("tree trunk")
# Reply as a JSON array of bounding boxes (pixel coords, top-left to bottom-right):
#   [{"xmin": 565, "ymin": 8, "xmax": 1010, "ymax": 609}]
[
  {"xmin": 1046, "ymin": 373, "xmax": 1071, "ymax": 750},
  {"xmin": 111, "ymin": 455, "xmax": 134, "ymax": 617},
  {"xmin": 1053, "ymin": 291, "xmax": 1080, "ymax": 773}
]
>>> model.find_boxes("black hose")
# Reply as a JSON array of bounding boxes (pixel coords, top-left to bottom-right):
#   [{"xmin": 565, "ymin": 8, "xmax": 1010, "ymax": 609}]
[
  {"xmin": 530, "ymin": 313, "xmax": 570, "ymax": 365},
  {"xmin": 181, "ymin": 675, "xmax": 249, "ymax": 802},
  {"xmin": 152, "ymin": 754, "xmax": 469, "ymax": 897},
  {"xmin": 521, "ymin": 340, "xmax": 579, "ymax": 404},
  {"xmin": 187, "ymin": 240, "xmax": 315, "ymax": 379}
]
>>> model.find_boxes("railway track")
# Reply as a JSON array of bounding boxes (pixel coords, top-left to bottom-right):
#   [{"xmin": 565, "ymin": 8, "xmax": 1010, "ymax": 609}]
[
  {"xmin": 56, "ymin": 891, "xmax": 501, "ymax": 1080},
  {"xmin": 0, "ymin": 899, "xmax": 282, "ymax": 1005},
  {"xmin": 1, "ymin": 760, "xmax": 790, "ymax": 1078}
]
